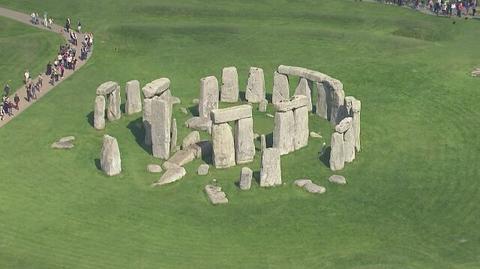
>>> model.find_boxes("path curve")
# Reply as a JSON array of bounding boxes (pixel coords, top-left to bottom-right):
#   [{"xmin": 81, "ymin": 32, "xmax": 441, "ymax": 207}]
[{"xmin": 0, "ymin": 6, "xmax": 92, "ymax": 128}]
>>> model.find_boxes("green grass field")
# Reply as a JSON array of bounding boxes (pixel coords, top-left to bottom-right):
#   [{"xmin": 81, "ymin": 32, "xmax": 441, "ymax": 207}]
[{"xmin": 0, "ymin": 0, "xmax": 479, "ymax": 268}]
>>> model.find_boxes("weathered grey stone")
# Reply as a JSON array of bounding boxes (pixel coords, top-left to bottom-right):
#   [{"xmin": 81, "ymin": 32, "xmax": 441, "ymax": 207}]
[
  {"xmin": 96, "ymin": 81, "xmax": 118, "ymax": 95},
  {"xmin": 272, "ymin": 71, "xmax": 290, "ymax": 104},
  {"xmin": 260, "ymin": 148, "xmax": 282, "ymax": 187},
  {"xmin": 158, "ymin": 88, "xmax": 172, "ymax": 102},
  {"xmin": 315, "ymin": 81, "xmax": 330, "ymax": 119},
  {"xmin": 94, "ymin": 95, "xmax": 106, "ymax": 130},
  {"xmin": 143, "ymin": 98, "xmax": 153, "ymax": 145},
  {"xmin": 274, "ymin": 95, "xmax": 308, "ymax": 112},
  {"xmin": 125, "ymin": 80, "xmax": 142, "ymax": 115},
  {"xmin": 239, "ymin": 167, "xmax": 253, "ymax": 190},
  {"xmin": 294, "ymin": 179, "xmax": 312, "ymax": 187},
  {"xmin": 234, "ymin": 117, "xmax": 255, "ymax": 164},
  {"xmin": 180, "ymin": 107, "xmax": 188, "ymax": 115},
  {"xmin": 152, "ymin": 165, "xmax": 186, "ymax": 186},
  {"xmin": 212, "ymin": 123, "xmax": 235, "ymax": 169},
  {"xmin": 266, "ymin": 113, "xmax": 274, "ymax": 118},
  {"xmin": 107, "ymin": 87, "xmax": 121, "ymax": 121},
  {"xmin": 294, "ymin": 78, "xmax": 312, "ymax": 111},
  {"xmin": 197, "ymin": 164, "xmax": 209, "ymax": 175},
  {"xmin": 142, "ymin": 78, "xmax": 170, "ymax": 98},
  {"xmin": 273, "ymin": 110, "xmax": 295, "ymax": 155},
  {"xmin": 260, "ymin": 134, "xmax": 266, "ymax": 152},
  {"xmin": 204, "ymin": 184, "xmax": 228, "ymax": 205},
  {"xmin": 323, "ymin": 78, "xmax": 345, "ymax": 124},
  {"xmin": 151, "ymin": 97, "xmax": 171, "ymax": 159},
  {"xmin": 352, "ymin": 99, "xmax": 361, "ymax": 152},
  {"xmin": 182, "ymin": 131, "xmax": 200, "ymax": 150},
  {"xmin": 344, "ymin": 126, "xmax": 355, "ymax": 163},
  {"xmin": 58, "ymin": 136, "xmax": 75, "ymax": 143},
  {"xmin": 147, "ymin": 164, "xmax": 163, "ymax": 173},
  {"xmin": 304, "ymin": 70, "xmax": 330, "ymax": 82},
  {"xmin": 303, "ymin": 182, "xmax": 326, "ymax": 194},
  {"xmin": 51, "ymin": 141, "xmax": 74, "ymax": 149},
  {"xmin": 293, "ymin": 106, "xmax": 309, "ymax": 150},
  {"xmin": 166, "ymin": 149, "xmax": 196, "ymax": 167},
  {"xmin": 330, "ymin": 132, "xmax": 345, "ymax": 171},
  {"xmin": 199, "ymin": 76, "xmax": 219, "ymax": 119},
  {"xmin": 221, "ymin": 66, "xmax": 239, "ymax": 102},
  {"xmin": 328, "ymin": 175, "xmax": 347, "ymax": 185},
  {"xmin": 170, "ymin": 119, "xmax": 177, "ymax": 153},
  {"xmin": 186, "ymin": 140, "xmax": 212, "ymax": 160},
  {"xmin": 259, "ymin": 99, "xmax": 268, "ymax": 112},
  {"xmin": 211, "ymin": 104, "xmax": 252, "ymax": 124},
  {"xmin": 100, "ymin": 135, "xmax": 121, "ymax": 176},
  {"xmin": 310, "ymin": 131, "xmax": 322, "ymax": 138},
  {"xmin": 335, "ymin": 117, "xmax": 352, "ymax": 133},
  {"xmin": 162, "ymin": 161, "xmax": 178, "ymax": 171},
  {"xmin": 185, "ymin": 117, "xmax": 212, "ymax": 133},
  {"xmin": 245, "ymin": 67, "xmax": 265, "ymax": 103},
  {"xmin": 277, "ymin": 65, "xmax": 329, "ymax": 82}
]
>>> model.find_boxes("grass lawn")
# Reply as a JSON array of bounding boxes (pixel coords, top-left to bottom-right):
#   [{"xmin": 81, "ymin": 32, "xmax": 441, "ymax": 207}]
[{"xmin": 0, "ymin": 0, "xmax": 479, "ymax": 268}]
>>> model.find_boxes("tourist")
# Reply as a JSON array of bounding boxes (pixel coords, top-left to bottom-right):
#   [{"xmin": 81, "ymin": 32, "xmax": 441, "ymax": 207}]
[
  {"xmin": 60, "ymin": 64, "xmax": 65, "ymax": 78},
  {"xmin": 46, "ymin": 61, "xmax": 52, "ymax": 75},
  {"xmin": 65, "ymin": 17, "xmax": 71, "ymax": 32},
  {"xmin": 43, "ymin": 12, "xmax": 48, "ymax": 27},
  {"xmin": 13, "ymin": 93, "xmax": 20, "ymax": 110},
  {"xmin": 3, "ymin": 83, "xmax": 10, "ymax": 96},
  {"xmin": 31, "ymin": 12, "xmax": 36, "ymax": 24},
  {"xmin": 72, "ymin": 58, "xmax": 77, "ymax": 70},
  {"xmin": 48, "ymin": 17, "xmax": 53, "ymax": 29},
  {"xmin": 37, "ymin": 75, "xmax": 43, "ymax": 89},
  {"xmin": 0, "ymin": 104, "xmax": 4, "ymax": 120},
  {"xmin": 24, "ymin": 70, "xmax": 30, "ymax": 84},
  {"xmin": 77, "ymin": 21, "xmax": 82, "ymax": 33},
  {"xmin": 26, "ymin": 84, "xmax": 32, "ymax": 102}
]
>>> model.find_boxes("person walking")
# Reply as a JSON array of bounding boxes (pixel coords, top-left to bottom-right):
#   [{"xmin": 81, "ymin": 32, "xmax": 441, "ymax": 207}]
[
  {"xmin": 37, "ymin": 75, "xmax": 43, "ymax": 89},
  {"xmin": 24, "ymin": 70, "xmax": 30, "ymax": 84},
  {"xmin": 13, "ymin": 93, "xmax": 20, "ymax": 110},
  {"xmin": 77, "ymin": 20, "xmax": 82, "ymax": 33},
  {"xmin": 0, "ymin": 104, "xmax": 4, "ymax": 121},
  {"xmin": 3, "ymin": 83, "xmax": 10, "ymax": 96}
]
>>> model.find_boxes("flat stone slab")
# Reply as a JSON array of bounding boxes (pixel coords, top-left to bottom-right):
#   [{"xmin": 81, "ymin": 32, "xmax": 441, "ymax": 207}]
[
  {"xmin": 274, "ymin": 95, "xmax": 309, "ymax": 112},
  {"xmin": 328, "ymin": 175, "xmax": 347, "ymax": 185},
  {"xmin": 58, "ymin": 136, "xmax": 75, "ymax": 143},
  {"xmin": 197, "ymin": 164, "xmax": 209, "ymax": 175},
  {"xmin": 205, "ymin": 184, "xmax": 229, "ymax": 205},
  {"xmin": 303, "ymin": 182, "xmax": 326, "ymax": 194},
  {"xmin": 294, "ymin": 179, "xmax": 312, "ymax": 187},
  {"xmin": 210, "ymin": 105, "xmax": 252, "ymax": 124},
  {"xmin": 165, "ymin": 148, "xmax": 196, "ymax": 167},
  {"xmin": 96, "ymin": 81, "xmax": 119, "ymax": 95},
  {"xmin": 142, "ymin": 78, "xmax": 170, "ymax": 98},
  {"xmin": 152, "ymin": 165, "xmax": 186, "ymax": 186},
  {"xmin": 147, "ymin": 164, "xmax": 163, "ymax": 173},
  {"xmin": 185, "ymin": 117, "xmax": 212, "ymax": 132},
  {"xmin": 277, "ymin": 65, "xmax": 330, "ymax": 82},
  {"xmin": 51, "ymin": 141, "xmax": 74, "ymax": 149}
]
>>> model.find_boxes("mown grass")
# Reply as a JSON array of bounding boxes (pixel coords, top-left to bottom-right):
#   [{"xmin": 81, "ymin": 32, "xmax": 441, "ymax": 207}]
[{"xmin": 0, "ymin": 0, "xmax": 479, "ymax": 268}]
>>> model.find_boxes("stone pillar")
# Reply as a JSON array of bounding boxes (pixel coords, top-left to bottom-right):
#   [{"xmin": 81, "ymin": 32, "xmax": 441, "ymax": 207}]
[
  {"xmin": 151, "ymin": 97, "xmax": 171, "ymax": 159},
  {"xmin": 272, "ymin": 71, "xmax": 289, "ymax": 104},
  {"xmin": 323, "ymin": 78, "xmax": 345, "ymax": 124},
  {"xmin": 344, "ymin": 127, "xmax": 355, "ymax": 163},
  {"xmin": 170, "ymin": 118, "xmax": 177, "ymax": 153},
  {"xmin": 199, "ymin": 76, "xmax": 219, "ymax": 119},
  {"xmin": 221, "ymin": 66, "xmax": 239, "ymax": 102},
  {"xmin": 100, "ymin": 134, "xmax": 121, "ymax": 176},
  {"xmin": 293, "ymin": 106, "xmax": 309, "ymax": 150},
  {"xmin": 94, "ymin": 95, "xmax": 106, "ymax": 130},
  {"xmin": 239, "ymin": 167, "xmax": 253, "ymax": 190},
  {"xmin": 125, "ymin": 80, "xmax": 142, "ymax": 115},
  {"xmin": 273, "ymin": 110, "xmax": 295, "ymax": 155},
  {"xmin": 245, "ymin": 67, "xmax": 265, "ymax": 103},
  {"xmin": 107, "ymin": 86, "xmax": 121, "ymax": 121},
  {"xmin": 212, "ymin": 123, "xmax": 235, "ymax": 168},
  {"xmin": 294, "ymin": 77, "xmax": 312, "ymax": 111},
  {"xmin": 330, "ymin": 132, "xmax": 345, "ymax": 171},
  {"xmin": 352, "ymin": 99, "xmax": 361, "ymax": 152},
  {"xmin": 234, "ymin": 117, "xmax": 255, "ymax": 164},
  {"xmin": 143, "ymin": 98, "xmax": 153, "ymax": 146},
  {"xmin": 260, "ymin": 134, "xmax": 266, "ymax": 152},
  {"xmin": 315, "ymin": 81, "xmax": 330, "ymax": 120},
  {"xmin": 260, "ymin": 148, "xmax": 282, "ymax": 187}
]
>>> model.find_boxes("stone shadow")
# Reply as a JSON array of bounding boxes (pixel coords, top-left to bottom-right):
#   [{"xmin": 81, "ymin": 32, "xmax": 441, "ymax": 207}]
[
  {"xmin": 86, "ymin": 111, "xmax": 94, "ymax": 127},
  {"xmin": 188, "ymin": 105, "xmax": 199, "ymax": 117},
  {"xmin": 94, "ymin": 158, "xmax": 101, "ymax": 170},
  {"xmin": 265, "ymin": 132, "xmax": 274, "ymax": 148},
  {"xmin": 127, "ymin": 117, "xmax": 152, "ymax": 154},
  {"xmin": 265, "ymin": 93, "xmax": 272, "ymax": 103},
  {"xmin": 319, "ymin": 146, "xmax": 331, "ymax": 167},
  {"xmin": 253, "ymin": 170, "xmax": 261, "ymax": 185}
]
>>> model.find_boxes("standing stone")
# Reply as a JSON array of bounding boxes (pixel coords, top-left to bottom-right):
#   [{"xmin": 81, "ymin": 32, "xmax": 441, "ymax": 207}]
[
  {"xmin": 125, "ymin": 80, "xmax": 142, "ymax": 115},
  {"xmin": 258, "ymin": 99, "xmax": 268, "ymax": 112},
  {"xmin": 352, "ymin": 99, "xmax": 361, "ymax": 152},
  {"xmin": 151, "ymin": 97, "xmax": 171, "ymax": 159},
  {"xmin": 142, "ymin": 78, "xmax": 170, "ymax": 98},
  {"xmin": 94, "ymin": 95, "xmax": 106, "ymax": 130},
  {"xmin": 293, "ymin": 106, "xmax": 309, "ymax": 150},
  {"xmin": 245, "ymin": 67, "xmax": 265, "ymax": 103},
  {"xmin": 107, "ymin": 87, "xmax": 121, "ymax": 121},
  {"xmin": 323, "ymin": 78, "xmax": 345, "ymax": 124},
  {"xmin": 330, "ymin": 132, "xmax": 345, "ymax": 171},
  {"xmin": 143, "ymin": 98, "xmax": 153, "ymax": 146},
  {"xmin": 260, "ymin": 134, "xmax": 266, "ymax": 152},
  {"xmin": 100, "ymin": 135, "xmax": 121, "ymax": 176},
  {"xmin": 234, "ymin": 117, "xmax": 255, "ymax": 164},
  {"xmin": 344, "ymin": 127, "xmax": 355, "ymax": 163},
  {"xmin": 315, "ymin": 81, "xmax": 331, "ymax": 119},
  {"xmin": 260, "ymin": 148, "xmax": 282, "ymax": 187},
  {"xmin": 239, "ymin": 167, "xmax": 253, "ymax": 190},
  {"xmin": 170, "ymin": 118, "xmax": 177, "ymax": 153},
  {"xmin": 273, "ymin": 110, "xmax": 295, "ymax": 155},
  {"xmin": 272, "ymin": 71, "xmax": 289, "ymax": 105},
  {"xmin": 221, "ymin": 66, "xmax": 239, "ymax": 102},
  {"xmin": 212, "ymin": 123, "xmax": 235, "ymax": 169},
  {"xmin": 294, "ymin": 78, "xmax": 312, "ymax": 111},
  {"xmin": 199, "ymin": 76, "xmax": 219, "ymax": 119}
]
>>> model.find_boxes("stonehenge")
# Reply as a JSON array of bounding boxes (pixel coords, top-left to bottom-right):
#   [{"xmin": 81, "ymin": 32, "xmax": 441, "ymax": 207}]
[
  {"xmin": 294, "ymin": 179, "xmax": 326, "ymax": 194},
  {"xmin": 272, "ymin": 71, "xmax": 289, "ymax": 105},
  {"xmin": 205, "ymin": 184, "xmax": 228, "ymax": 205},
  {"xmin": 239, "ymin": 167, "xmax": 253, "ymax": 190},
  {"xmin": 152, "ymin": 164, "xmax": 186, "ymax": 186},
  {"xmin": 211, "ymin": 122, "xmax": 236, "ymax": 169},
  {"xmin": 94, "ymin": 81, "xmax": 121, "ymax": 130},
  {"xmin": 125, "ymin": 80, "xmax": 142, "ymax": 115},
  {"xmin": 260, "ymin": 148, "xmax": 282, "ymax": 187},
  {"xmin": 100, "ymin": 134, "xmax": 121, "ymax": 176},
  {"xmin": 221, "ymin": 67, "xmax": 239, "ymax": 102},
  {"xmin": 294, "ymin": 78, "xmax": 312, "ymax": 111},
  {"xmin": 199, "ymin": 76, "xmax": 219, "ymax": 119},
  {"xmin": 245, "ymin": 67, "xmax": 265, "ymax": 103},
  {"xmin": 170, "ymin": 118, "xmax": 177, "ymax": 153}
]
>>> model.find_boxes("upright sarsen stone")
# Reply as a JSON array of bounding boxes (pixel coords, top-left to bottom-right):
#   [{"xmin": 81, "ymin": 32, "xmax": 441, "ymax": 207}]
[
  {"xmin": 94, "ymin": 95, "xmax": 106, "ymax": 130},
  {"xmin": 293, "ymin": 106, "xmax": 309, "ymax": 150},
  {"xmin": 221, "ymin": 67, "xmax": 239, "ymax": 102},
  {"xmin": 273, "ymin": 110, "xmax": 295, "ymax": 155},
  {"xmin": 294, "ymin": 77, "xmax": 312, "ymax": 111},
  {"xmin": 344, "ymin": 127, "xmax": 355, "ymax": 163},
  {"xmin": 352, "ymin": 98, "xmax": 361, "ymax": 152},
  {"xmin": 151, "ymin": 97, "xmax": 171, "ymax": 159},
  {"xmin": 170, "ymin": 118, "xmax": 177, "ymax": 153},
  {"xmin": 143, "ymin": 98, "xmax": 153, "ymax": 146},
  {"xmin": 260, "ymin": 148, "xmax": 282, "ymax": 187},
  {"xmin": 100, "ymin": 135, "xmax": 121, "ymax": 176},
  {"xmin": 212, "ymin": 123, "xmax": 235, "ymax": 169},
  {"xmin": 125, "ymin": 80, "xmax": 142, "ymax": 115},
  {"xmin": 199, "ymin": 76, "xmax": 219, "ymax": 119},
  {"xmin": 245, "ymin": 67, "xmax": 265, "ymax": 103},
  {"xmin": 272, "ymin": 71, "xmax": 289, "ymax": 104},
  {"xmin": 234, "ymin": 117, "xmax": 255, "ymax": 164},
  {"xmin": 330, "ymin": 132, "xmax": 345, "ymax": 171},
  {"xmin": 323, "ymin": 78, "xmax": 345, "ymax": 124},
  {"xmin": 315, "ymin": 81, "xmax": 330, "ymax": 119},
  {"xmin": 107, "ymin": 86, "xmax": 121, "ymax": 121}
]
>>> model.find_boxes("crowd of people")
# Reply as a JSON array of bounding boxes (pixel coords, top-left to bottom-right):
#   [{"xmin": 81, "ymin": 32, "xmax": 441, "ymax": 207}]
[
  {"xmin": 379, "ymin": 0, "xmax": 478, "ymax": 17},
  {"xmin": 1, "ymin": 13, "xmax": 93, "ymax": 121}
]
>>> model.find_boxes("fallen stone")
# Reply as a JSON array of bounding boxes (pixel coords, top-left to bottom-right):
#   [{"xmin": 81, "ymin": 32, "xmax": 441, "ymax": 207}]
[
  {"xmin": 335, "ymin": 117, "xmax": 352, "ymax": 133},
  {"xmin": 212, "ymin": 122, "xmax": 236, "ymax": 169},
  {"xmin": 142, "ymin": 78, "xmax": 170, "ymax": 98},
  {"xmin": 125, "ymin": 80, "xmax": 142, "ymax": 115},
  {"xmin": 162, "ymin": 161, "xmax": 178, "ymax": 171},
  {"xmin": 330, "ymin": 132, "xmax": 345, "ymax": 171},
  {"xmin": 294, "ymin": 179, "xmax": 312, "ymax": 187},
  {"xmin": 166, "ymin": 148, "xmax": 196, "ymax": 167},
  {"xmin": 273, "ymin": 110, "xmax": 295, "ymax": 155},
  {"xmin": 239, "ymin": 167, "xmax": 253, "ymax": 190},
  {"xmin": 310, "ymin": 131, "xmax": 322, "ymax": 138},
  {"xmin": 272, "ymin": 71, "xmax": 289, "ymax": 104},
  {"xmin": 221, "ymin": 66, "xmax": 239, "ymax": 102},
  {"xmin": 204, "ymin": 184, "xmax": 228, "ymax": 205},
  {"xmin": 147, "ymin": 164, "xmax": 163, "ymax": 173},
  {"xmin": 210, "ymin": 104, "xmax": 252, "ymax": 124},
  {"xmin": 303, "ymin": 182, "xmax": 326, "ymax": 194},
  {"xmin": 51, "ymin": 141, "xmax": 74, "ymax": 149},
  {"xmin": 245, "ymin": 67, "xmax": 265, "ymax": 103},
  {"xmin": 100, "ymin": 135, "xmax": 121, "ymax": 176},
  {"xmin": 96, "ymin": 81, "xmax": 118, "ymax": 95},
  {"xmin": 58, "ymin": 136, "xmax": 75, "ymax": 143},
  {"xmin": 260, "ymin": 148, "xmax": 282, "ymax": 187},
  {"xmin": 94, "ymin": 95, "xmax": 106, "ymax": 130},
  {"xmin": 274, "ymin": 95, "xmax": 309, "ymax": 112},
  {"xmin": 234, "ymin": 117, "xmax": 255, "ymax": 164},
  {"xmin": 182, "ymin": 131, "xmax": 200, "ymax": 149},
  {"xmin": 185, "ymin": 117, "xmax": 212, "ymax": 133},
  {"xmin": 294, "ymin": 77, "xmax": 312, "ymax": 111},
  {"xmin": 328, "ymin": 175, "xmax": 346, "ymax": 185},
  {"xmin": 197, "ymin": 164, "xmax": 209, "ymax": 175},
  {"xmin": 198, "ymin": 76, "xmax": 219, "ymax": 119},
  {"xmin": 152, "ymin": 165, "xmax": 186, "ymax": 186},
  {"xmin": 472, "ymin": 68, "xmax": 480, "ymax": 77}
]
